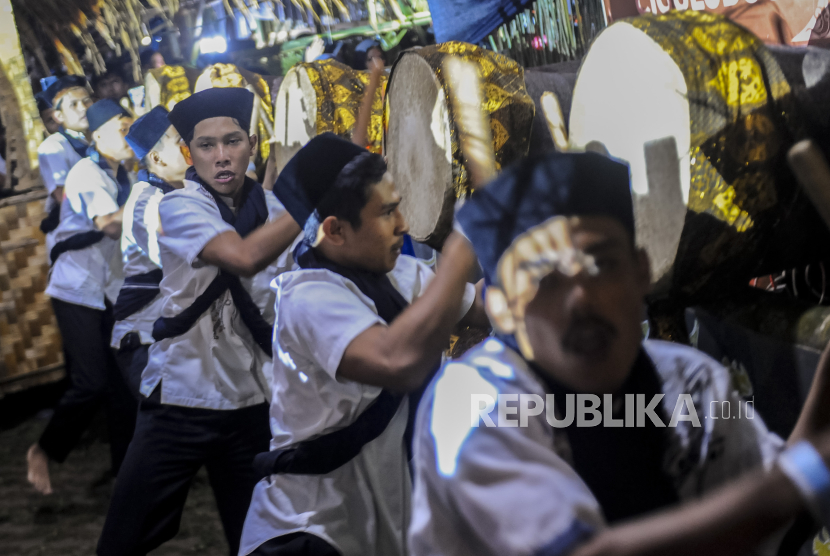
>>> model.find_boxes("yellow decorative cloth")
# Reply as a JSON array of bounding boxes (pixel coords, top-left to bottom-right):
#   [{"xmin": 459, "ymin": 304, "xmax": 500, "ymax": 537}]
[{"xmin": 386, "ymin": 41, "xmax": 535, "ymax": 201}]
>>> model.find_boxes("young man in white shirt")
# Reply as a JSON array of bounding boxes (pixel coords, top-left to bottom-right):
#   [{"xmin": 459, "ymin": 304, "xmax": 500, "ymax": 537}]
[
  {"xmin": 111, "ymin": 105, "xmax": 189, "ymax": 397},
  {"xmin": 239, "ymin": 133, "xmax": 488, "ymax": 556},
  {"xmin": 409, "ymin": 151, "xmax": 830, "ymax": 556},
  {"xmin": 97, "ymin": 88, "xmax": 301, "ymax": 556},
  {"xmin": 28, "ymin": 99, "xmax": 137, "ymax": 495},
  {"xmin": 36, "ymin": 76, "xmax": 94, "ymax": 251}
]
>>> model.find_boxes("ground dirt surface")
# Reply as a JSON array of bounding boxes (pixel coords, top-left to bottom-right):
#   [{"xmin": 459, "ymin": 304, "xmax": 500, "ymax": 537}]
[{"xmin": 0, "ymin": 404, "xmax": 228, "ymax": 556}]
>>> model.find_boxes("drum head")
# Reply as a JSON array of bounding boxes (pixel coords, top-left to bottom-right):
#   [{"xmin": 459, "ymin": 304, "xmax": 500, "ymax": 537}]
[
  {"xmin": 273, "ymin": 66, "xmax": 317, "ymax": 174},
  {"xmin": 570, "ymin": 22, "xmax": 690, "ymax": 287},
  {"xmin": 386, "ymin": 53, "xmax": 454, "ymax": 246}
]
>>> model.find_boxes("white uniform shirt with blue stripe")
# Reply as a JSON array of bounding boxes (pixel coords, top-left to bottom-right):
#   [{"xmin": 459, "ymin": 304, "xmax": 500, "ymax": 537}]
[
  {"xmin": 239, "ymin": 256, "xmax": 476, "ymax": 556},
  {"xmin": 110, "ymin": 179, "xmax": 166, "ymax": 348},
  {"xmin": 38, "ymin": 131, "xmax": 86, "ymax": 196},
  {"xmin": 37, "ymin": 130, "xmax": 88, "ymax": 256},
  {"xmin": 45, "ymin": 157, "xmax": 132, "ymax": 310},
  {"xmin": 140, "ymin": 178, "xmax": 294, "ymax": 410},
  {"xmin": 408, "ymin": 339, "xmax": 786, "ymax": 556}
]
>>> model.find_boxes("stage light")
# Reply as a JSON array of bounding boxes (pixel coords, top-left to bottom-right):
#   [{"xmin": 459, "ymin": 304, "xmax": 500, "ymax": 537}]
[
  {"xmin": 141, "ymin": 36, "xmax": 152, "ymax": 46},
  {"xmin": 199, "ymin": 36, "xmax": 227, "ymax": 54}
]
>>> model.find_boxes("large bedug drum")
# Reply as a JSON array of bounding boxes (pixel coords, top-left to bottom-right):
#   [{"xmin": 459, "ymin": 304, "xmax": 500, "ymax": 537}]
[
  {"xmin": 569, "ymin": 11, "xmax": 830, "ymax": 327},
  {"xmin": 384, "ymin": 42, "xmax": 536, "ymax": 248},
  {"xmin": 272, "ymin": 59, "xmax": 386, "ymax": 173}
]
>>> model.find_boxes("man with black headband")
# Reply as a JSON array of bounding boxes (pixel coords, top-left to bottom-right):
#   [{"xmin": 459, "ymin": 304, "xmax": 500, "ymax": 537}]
[
  {"xmin": 239, "ymin": 133, "xmax": 487, "ymax": 556},
  {"xmin": 408, "ymin": 151, "xmax": 830, "ymax": 556},
  {"xmin": 28, "ymin": 99, "xmax": 137, "ymax": 495},
  {"xmin": 97, "ymin": 87, "xmax": 300, "ymax": 556},
  {"xmin": 110, "ymin": 105, "xmax": 189, "ymax": 397},
  {"xmin": 36, "ymin": 76, "xmax": 93, "ymax": 251}
]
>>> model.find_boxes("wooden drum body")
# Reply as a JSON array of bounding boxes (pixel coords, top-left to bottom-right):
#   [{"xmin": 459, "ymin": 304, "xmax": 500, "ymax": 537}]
[
  {"xmin": 385, "ymin": 42, "xmax": 535, "ymax": 248},
  {"xmin": 570, "ymin": 11, "xmax": 829, "ymax": 317},
  {"xmin": 272, "ymin": 59, "xmax": 386, "ymax": 173}
]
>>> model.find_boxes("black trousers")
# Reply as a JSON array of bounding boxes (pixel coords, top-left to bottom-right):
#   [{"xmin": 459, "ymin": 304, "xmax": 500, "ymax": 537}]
[
  {"xmin": 113, "ymin": 333, "xmax": 148, "ymax": 401},
  {"xmin": 39, "ymin": 298, "xmax": 137, "ymax": 473},
  {"xmin": 251, "ymin": 533, "xmax": 340, "ymax": 556},
  {"xmin": 97, "ymin": 397, "xmax": 271, "ymax": 556}
]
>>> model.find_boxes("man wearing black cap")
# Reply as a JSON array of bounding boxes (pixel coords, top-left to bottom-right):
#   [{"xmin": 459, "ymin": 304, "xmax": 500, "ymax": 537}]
[
  {"xmin": 28, "ymin": 99, "xmax": 137, "ymax": 495},
  {"xmin": 110, "ymin": 105, "xmax": 189, "ymax": 398},
  {"xmin": 238, "ymin": 133, "xmax": 486, "ymax": 556},
  {"xmin": 408, "ymin": 151, "xmax": 830, "ymax": 556},
  {"xmin": 97, "ymin": 87, "xmax": 300, "ymax": 556},
  {"xmin": 36, "ymin": 76, "xmax": 93, "ymax": 249}
]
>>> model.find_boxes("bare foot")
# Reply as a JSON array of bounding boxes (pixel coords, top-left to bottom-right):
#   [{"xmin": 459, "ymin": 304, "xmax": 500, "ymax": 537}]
[{"xmin": 27, "ymin": 444, "xmax": 53, "ymax": 494}]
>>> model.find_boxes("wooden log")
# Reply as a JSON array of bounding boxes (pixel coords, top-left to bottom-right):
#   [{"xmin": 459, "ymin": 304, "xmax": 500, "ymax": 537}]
[{"xmin": 0, "ymin": 189, "xmax": 48, "ymax": 208}]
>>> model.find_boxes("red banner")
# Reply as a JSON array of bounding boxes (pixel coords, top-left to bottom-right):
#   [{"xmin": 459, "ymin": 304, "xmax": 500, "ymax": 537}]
[{"xmin": 602, "ymin": 0, "xmax": 830, "ymax": 46}]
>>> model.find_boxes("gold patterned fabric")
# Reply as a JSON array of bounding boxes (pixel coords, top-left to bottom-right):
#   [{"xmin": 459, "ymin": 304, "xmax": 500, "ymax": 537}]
[
  {"xmin": 298, "ymin": 59, "xmax": 386, "ymax": 154},
  {"xmin": 386, "ymin": 42, "xmax": 535, "ymax": 201},
  {"xmin": 625, "ymin": 12, "xmax": 807, "ymax": 302},
  {"xmin": 148, "ymin": 65, "xmax": 194, "ymax": 112},
  {"xmin": 201, "ymin": 63, "xmax": 274, "ymax": 161}
]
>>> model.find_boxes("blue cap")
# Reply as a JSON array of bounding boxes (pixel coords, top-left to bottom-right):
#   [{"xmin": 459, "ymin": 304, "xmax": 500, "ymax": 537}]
[
  {"xmin": 87, "ymin": 99, "xmax": 131, "ymax": 133},
  {"xmin": 39, "ymin": 76, "xmax": 58, "ymax": 93},
  {"xmin": 456, "ymin": 151, "xmax": 633, "ymax": 285},
  {"xmin": 43, "ymin": 75, "xmax": 88, "ymax": 108},
  {"xmin": 126, "ymin": 106, "xmax": 171, "ymax": 160},
  {"xmin": 272, "ymin": 132, "xmax": 367, "ymax": 226},
  {"xmin": 168, "ymin": 88, "xmax": 254, "ymax": 144}
]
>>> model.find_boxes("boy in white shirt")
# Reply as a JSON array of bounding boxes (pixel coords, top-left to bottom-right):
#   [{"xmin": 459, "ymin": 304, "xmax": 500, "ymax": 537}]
[
  {"xmin": 98, "ymin": 88, "xmax": 300, "ymax": 556},
  {"xmin": 36, "ymin": 76, "xmax": 94, "ymax": 253},
  {"xmin": 28, "ymin": 99, "xmax": 137, "ymax": 495},
  {"xmin": 239, "ymin": 133, "xmax": 488, "ymax": 556},
  {"xmin": 111, "ymin": 105, "xmax": 189, "ymax": 397}
]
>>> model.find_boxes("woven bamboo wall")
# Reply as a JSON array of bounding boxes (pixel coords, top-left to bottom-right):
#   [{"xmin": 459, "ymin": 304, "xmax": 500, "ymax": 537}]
[{"xmin": 0, "ymin": 191, "xmax": 63, "ymax": 388}]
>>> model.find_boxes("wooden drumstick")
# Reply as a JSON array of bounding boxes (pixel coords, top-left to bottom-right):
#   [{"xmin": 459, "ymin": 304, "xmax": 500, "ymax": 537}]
[
  {"xmin": 540, "ymin": 91, "xmax": 569, "ymax": 152},
  {"xmin": 788, "ymin": 139, "xmax": 830, "ymax": 231},
  {"xmin": 444, "ymin": 57, "xmax": 497, "ymax": 190}
]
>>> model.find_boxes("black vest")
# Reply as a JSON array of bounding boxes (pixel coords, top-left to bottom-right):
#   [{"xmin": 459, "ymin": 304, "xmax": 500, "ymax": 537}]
[
  {"xmin": 252, "ymin": 244, "xmax": 417, "ymax": 477},
  {"xmin": 151, "ymin": 168, "xmax": 273, "ymax": 355}
]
